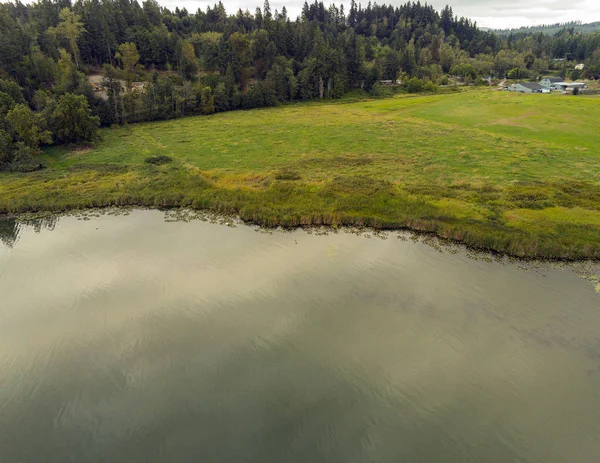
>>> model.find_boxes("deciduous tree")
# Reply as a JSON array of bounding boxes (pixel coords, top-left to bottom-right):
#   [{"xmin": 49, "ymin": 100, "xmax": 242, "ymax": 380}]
[
  {"xmin": 49, "ymin": 8, "xmax": 86, "ymax": 69},
  {"xmin": 50, "ymin": 94, "xmax": 100, "ymax": 144},
  {"xmin": 5, "ymin": 104, "xmax": 52, "ymax": 150},
  {"xmin": 116, "ymin": 42, "xmax": 141, "ymax": 89}
]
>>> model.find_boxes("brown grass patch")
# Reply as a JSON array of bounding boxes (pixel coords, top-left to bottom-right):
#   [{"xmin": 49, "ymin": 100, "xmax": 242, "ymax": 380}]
[{"xmin": 70, "ymin": 146, "xmax": 93, "ymax": 155}]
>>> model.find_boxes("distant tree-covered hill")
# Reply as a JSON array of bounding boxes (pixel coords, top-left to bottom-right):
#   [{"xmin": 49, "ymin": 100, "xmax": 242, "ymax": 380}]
[{"xmin": 492, "ymin": 21, "xmax": 600, "ymax": 35}]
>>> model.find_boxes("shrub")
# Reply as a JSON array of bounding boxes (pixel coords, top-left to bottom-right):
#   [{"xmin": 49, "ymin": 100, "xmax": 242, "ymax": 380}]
[
  {"xmin": 370, "ymin": 83, "xmax": 394, "ymax": 97},
  {"xmin": 404, "ymin": 77, "xmax": 424, "ymax": 93},
  {"xmin": 274, "ymin": 168, "xmax": 301, "ymax": 180},
  {"xmin": 145, "ymin": 155, "xmax": 172, "ymax": 165},
  {"xmin": 10, "ymin": 143, "xmax": 45, "ymax": 172},
  {"xmin": 423, "ymin": 81, "xmax": 438, "ymax": 93}
]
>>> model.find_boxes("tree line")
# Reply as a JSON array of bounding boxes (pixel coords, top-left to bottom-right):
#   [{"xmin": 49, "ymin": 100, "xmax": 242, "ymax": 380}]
[
  {"xmin": 494, "ymin": 21, "xmax": 600, "ymax": 36},
  {"xmin": 2, "ymin": 0, "xmax": 600, "ymax": 171}
]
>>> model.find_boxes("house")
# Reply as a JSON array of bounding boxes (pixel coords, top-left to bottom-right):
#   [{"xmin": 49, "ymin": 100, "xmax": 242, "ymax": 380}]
[
  {"xmin": 508, "ymin": 82, "xmax": 544, "ymax": 93},
  {"xmin": 540, "ymin": 77, "xmax": 562, "ymax": 88}
]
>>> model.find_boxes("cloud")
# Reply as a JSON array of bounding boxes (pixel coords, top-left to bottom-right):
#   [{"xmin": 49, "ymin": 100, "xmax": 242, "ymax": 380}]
[
  {"xmin": 429, "ymin": 0, "xmax": 598, "ymax": 28},
  {"xmin": 156, "ymin": 0, "xmax": 600, "ymax": 29}
]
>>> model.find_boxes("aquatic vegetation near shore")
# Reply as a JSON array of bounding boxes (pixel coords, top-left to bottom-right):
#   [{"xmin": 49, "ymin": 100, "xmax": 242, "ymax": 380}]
[{"xmin": 4, "ymin": 206, "xmax": 599, "ymax": 295}]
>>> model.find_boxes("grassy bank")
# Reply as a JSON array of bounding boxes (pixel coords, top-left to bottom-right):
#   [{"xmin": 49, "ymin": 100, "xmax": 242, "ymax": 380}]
[{"xmin": 2, "ymin": 90, "xmax": 600, "ymax": 259}]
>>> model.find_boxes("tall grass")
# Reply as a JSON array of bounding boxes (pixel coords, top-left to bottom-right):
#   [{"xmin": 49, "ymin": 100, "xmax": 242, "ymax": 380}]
[{"xmin": 2, "ymin": 90, "xmax": 600, "ymax": 259}]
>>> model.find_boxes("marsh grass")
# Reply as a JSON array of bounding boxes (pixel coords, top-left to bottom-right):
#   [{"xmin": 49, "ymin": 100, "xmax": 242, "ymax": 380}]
[{"xmin": 2, "ymin": 89, "xmax": 600, "ymax": 259}]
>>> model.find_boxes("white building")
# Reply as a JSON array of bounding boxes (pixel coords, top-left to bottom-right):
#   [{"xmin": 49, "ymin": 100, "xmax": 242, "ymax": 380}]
[
  {"xmin": 508, "ymin": 82, "xmax": 544, "ymax": 93},
  {"xmin": 554, "ymin": 82, "xmax": 587, "ymax": 92}
]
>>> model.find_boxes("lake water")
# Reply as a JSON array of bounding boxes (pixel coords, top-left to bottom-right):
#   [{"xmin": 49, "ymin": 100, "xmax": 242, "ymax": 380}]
[{"xmin": 1, "ymin": 210, "xmax": 599, "ymax": 463}]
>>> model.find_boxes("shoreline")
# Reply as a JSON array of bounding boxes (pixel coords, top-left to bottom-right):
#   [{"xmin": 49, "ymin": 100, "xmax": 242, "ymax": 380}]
[
  {"xmin": 3, "ymin": 206, "xmax": 600, "ymax": 294},
  {"xmin": 2, "ymin": 204, "xmax": 599, "ymax": 262}
]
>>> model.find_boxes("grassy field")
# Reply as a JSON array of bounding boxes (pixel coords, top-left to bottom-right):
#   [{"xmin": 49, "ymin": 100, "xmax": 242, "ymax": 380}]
[{"xmin": 2, "ymin": 89, "xmax": 600, "ymax": 259}]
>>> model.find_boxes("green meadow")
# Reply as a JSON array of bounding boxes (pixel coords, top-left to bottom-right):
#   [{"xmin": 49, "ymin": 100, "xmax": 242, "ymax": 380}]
[{"xmin": 2, "ymin": 89, "xmax": 600, "ymax": 259}]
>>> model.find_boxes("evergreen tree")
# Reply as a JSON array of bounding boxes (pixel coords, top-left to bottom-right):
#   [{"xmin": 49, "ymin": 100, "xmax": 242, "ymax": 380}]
[{"xmin": 200, "ymin": 86, "xmax": 215, "ymax": 114}]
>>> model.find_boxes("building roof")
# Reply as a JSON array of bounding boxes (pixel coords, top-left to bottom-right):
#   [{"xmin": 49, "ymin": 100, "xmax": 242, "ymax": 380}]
[
  {"xmin": 555, "ymin": 82, "xmax": 587, "ymax": 87},
  {"xmin": 543, "ymin": 77, "xmax": 563, "ymax": 83},
  {"xmin": 518, "ymin": 82, "xmax": 544, "ymax": 90}
]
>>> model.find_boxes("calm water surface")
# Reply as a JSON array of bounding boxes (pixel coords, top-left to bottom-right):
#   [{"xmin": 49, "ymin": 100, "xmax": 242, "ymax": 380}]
[{"xmin": 1, "ymin": 210, "xmax": 599, "ymax": 463}]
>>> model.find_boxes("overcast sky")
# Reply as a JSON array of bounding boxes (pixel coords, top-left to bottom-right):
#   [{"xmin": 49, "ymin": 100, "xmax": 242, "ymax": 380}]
[{"xmin": 157, "ymin": 0, "xmax": 600, "ymax": 29}]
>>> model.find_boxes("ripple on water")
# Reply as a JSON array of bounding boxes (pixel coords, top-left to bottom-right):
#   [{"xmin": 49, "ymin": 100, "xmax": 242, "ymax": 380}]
[{"xmin": 0, "ymin": 209, "xmax": 600, "ymax": 463}]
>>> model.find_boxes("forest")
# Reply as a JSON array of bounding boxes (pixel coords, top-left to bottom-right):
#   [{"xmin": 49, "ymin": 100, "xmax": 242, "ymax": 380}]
[{"xmin": 2, "ymin": 0, "xmax": 600, "ymax": 172}]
